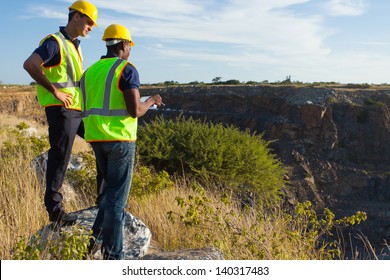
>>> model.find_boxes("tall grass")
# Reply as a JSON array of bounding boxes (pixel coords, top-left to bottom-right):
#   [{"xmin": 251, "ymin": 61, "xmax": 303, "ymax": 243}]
[
  {"xmin": 128, "ymin": 177, "xmax": 367, "ymax": 260},
  {"xmin": 0, "ymin": 146, "xmax": 46, "ymax": 259},
  {"xmin": 0, "ymin": 116, "xmax": 90, "ymax": 259}
]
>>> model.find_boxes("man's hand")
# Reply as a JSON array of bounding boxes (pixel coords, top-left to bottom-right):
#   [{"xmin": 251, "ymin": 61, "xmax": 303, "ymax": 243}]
[
  {"xmin": 149, "ymin": 94, "xmax": 163, "ymax": 107},
  {"xmin": 53, "ymin": 90, "xmax": 72, "ymax": 107},
  {"xmin": 24, "ymin": 53, "xmax": 73, "ymax": 107}
]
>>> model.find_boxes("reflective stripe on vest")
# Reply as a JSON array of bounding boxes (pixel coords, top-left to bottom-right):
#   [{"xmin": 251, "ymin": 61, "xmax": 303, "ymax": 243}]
[
  {"xmin": 52, "ymin": 32, "xmax": 80, "ymax": 89},
  {"xmin": 81, "ymin": 59, "xmax": 128, "ymax": 117},
  {"xmin": 81, "ymin": 58, "xmax": 138, "ymax": 142},
  {"xmin": 36, "ymin": 31, "xmax": 83, "ymax": 109}
]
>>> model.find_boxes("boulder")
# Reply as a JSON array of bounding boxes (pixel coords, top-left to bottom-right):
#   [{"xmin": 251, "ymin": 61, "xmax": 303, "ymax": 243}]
[
  {"xmin": 31, "ymin": 152, "xmax": 81, "ymax": 203},
  {"xmin": 35, "ymin": 207, "xmax": 151, "ymax": 260},
  {"xmin": 74, "ymin": 207, "xmax": 152, "ymax": 259}
]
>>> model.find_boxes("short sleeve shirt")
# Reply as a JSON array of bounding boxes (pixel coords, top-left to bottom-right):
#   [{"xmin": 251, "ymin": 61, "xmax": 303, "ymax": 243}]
[
  {"xmin": 100, "ymin": 55, "xmax": 140, "ymax": 91},
  {"xmin": 33, "ymin": 27, "xmax": 80, "ymax": 67}
]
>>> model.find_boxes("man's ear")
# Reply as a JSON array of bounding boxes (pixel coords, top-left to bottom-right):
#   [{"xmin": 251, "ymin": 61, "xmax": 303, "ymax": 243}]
[
  {"xmin": 72, "ymin": 11, "xmax": 82, "ymax": 22},
  {"xmin": 120, "ymin": 41, "xmax": 127, "ymax": 51}
]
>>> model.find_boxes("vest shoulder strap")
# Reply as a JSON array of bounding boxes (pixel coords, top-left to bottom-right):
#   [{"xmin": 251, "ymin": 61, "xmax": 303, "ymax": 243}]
[{"xmin": 81, "ymin": 58, "xmax": 129, "ymax": 117}]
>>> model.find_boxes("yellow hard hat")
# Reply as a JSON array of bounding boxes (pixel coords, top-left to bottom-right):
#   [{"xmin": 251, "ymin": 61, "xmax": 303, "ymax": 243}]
[
  {"xmin": 69, "ymin": 1, "xmax": 98, "ymax": 27},
  {"xmin": 102, "ymin": 24, "xmax": 135, "ymax": 46}
]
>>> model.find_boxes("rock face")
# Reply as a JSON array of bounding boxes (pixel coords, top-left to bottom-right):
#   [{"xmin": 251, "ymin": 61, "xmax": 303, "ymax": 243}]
[
  {"xmin": 37, "ymin": 207, "xmax": 151, "ymax": 259},
  {"xmin": 74, "ymin": 207, "xmax": 152, "ymax": 259},
  {"xmin": 140, "ymin": 85, "xmax": 390, "ymax": 247}
]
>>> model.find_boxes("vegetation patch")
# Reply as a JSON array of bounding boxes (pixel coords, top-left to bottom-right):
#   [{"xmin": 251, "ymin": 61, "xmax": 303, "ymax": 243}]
[{"xmin": 137, "ymin": 115, "xmax": 287, "ymax": 206}]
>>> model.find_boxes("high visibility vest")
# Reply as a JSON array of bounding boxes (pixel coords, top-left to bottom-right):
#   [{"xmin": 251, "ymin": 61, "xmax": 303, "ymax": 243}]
[
  {"xmin": 36, "ymin": 31, "xmax": 83, "ymax": 110},
  {"xmin": 80, "ymin": 58, "xmax": 138, "ymax": 142}
]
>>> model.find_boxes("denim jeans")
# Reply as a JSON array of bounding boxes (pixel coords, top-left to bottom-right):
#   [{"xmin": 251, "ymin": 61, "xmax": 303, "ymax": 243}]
[{"xmin": 91, "ymin": 141, "xmax": 136, "ymax": 260}]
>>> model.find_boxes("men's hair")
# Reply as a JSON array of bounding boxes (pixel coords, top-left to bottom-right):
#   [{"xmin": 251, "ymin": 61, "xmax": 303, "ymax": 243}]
[
  {"xmin": 68, "ymin": 9, "xmax": 85, "ymax": 23},
  {"xmin": 106, "ymin": 41, "xmax": 122, "ymax": 52}
]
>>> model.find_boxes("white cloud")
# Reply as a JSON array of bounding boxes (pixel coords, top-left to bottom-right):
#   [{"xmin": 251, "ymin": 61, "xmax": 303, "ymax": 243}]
[
  {"xmin": 22, "ymin": 0, "xmax": 333, "ymax": 79},
  {"xmin": 93, "ymin": 0, "xmax": 201, "ymax": 20},
  {"xmin": 20, "ymin": 0, "xmax": 382, "ymax": 84},
  {"xmin": 325, "ymin": 0, "xmax": 368, "ymax": 16},
  {"xmin": 21, "ymin": 5, "xmax": 66, "ymax": 20},
  {"xmin": 92, "ymin": 0, "xmax": 330, "ymax": 58}
]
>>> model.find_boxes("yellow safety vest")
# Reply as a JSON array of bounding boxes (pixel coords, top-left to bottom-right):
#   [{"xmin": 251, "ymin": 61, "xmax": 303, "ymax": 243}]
[
  {"xmin": 36, "ymin": 31, "xmax": 83, "ymax": 110},
  {"xmin": 80, "ymin": 58, "xmax": 138, "ymax": 142}
]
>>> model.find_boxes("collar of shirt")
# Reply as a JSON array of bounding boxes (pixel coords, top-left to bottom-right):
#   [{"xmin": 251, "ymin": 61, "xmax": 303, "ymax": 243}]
[
  {"xmin": 101, "ymin": 54, "xmax": 121, "ymax": 59},
  {"xmin": 59, "ymin": 26, "xmax": 80, "ymax": 49}
]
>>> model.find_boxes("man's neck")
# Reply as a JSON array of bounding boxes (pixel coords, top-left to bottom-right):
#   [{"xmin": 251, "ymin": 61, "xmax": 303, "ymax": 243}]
[{"xmin": 63, "ymin": 25, "xmax": 78, "ymax": 41}]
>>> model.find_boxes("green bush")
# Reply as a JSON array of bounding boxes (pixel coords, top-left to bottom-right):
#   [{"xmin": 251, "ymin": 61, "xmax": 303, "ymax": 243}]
[
  {"xmin": 13, "ymin": 226, "xmax": 92, "ymax": 260},
  {"xmin": 66, "ymin": 153, "xmax": 175, "ymax": 200},
  {"xmin": 137, "ymin": 116, "xmax": 287, "ymax": 205},
  {"xmin": 131, "ymin": 166, "xmax": 175, "ymax": 198},
  {"xmin": 0, "ymin": 124, "xmax": 49, "ymax": 160},
  {"xmin": 364, "ymin": 98, "xmax": 385, "ymax": 107}
]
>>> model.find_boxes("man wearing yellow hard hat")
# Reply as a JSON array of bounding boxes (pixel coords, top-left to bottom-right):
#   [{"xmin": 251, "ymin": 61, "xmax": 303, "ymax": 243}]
[
  {"xmin": 80, "ymin": 24, "xmax": 162, "ymax": 260},
  {"xmin": 23, "ymin": 1, "xmax": 104, "ymax": 226}
]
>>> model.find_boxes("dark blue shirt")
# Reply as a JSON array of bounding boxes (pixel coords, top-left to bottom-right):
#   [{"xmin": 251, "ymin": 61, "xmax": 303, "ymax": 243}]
[
  {"xmin": 33, "ymin": 27, "xmax": 80, "ymax": 67},
  {"xmin": 100, "ymin": 55, "xmax": 140, "ymax": 91}
]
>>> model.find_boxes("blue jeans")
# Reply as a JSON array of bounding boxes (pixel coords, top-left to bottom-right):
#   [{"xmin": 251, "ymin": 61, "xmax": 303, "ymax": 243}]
[{"xmin": 91, "ymin": 141, "xmax": 136, "ymax": 260}]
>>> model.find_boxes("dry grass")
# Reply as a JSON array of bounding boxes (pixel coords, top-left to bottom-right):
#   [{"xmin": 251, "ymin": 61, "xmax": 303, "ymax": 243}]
[
  {"xmin": 0, "ymin": 143, "xmax": 47, "ymax": 259},
  {"xmin": 0, "ymin": 113, "xmax": 90, "ymax": 259},
  {"xmin": 128, "ymin": 186, "xmax": 205, "ymax": 251},
  {"xmin": 0, "ymin": 113, "xmax": 45, "ymax": 146},
  {"xmin": 0, "ymin": 112, "xmax": 90, "ymax": 153},
  {"xmin": 128, "ymin": 180, "xmax": 326, "ymax": 260}
]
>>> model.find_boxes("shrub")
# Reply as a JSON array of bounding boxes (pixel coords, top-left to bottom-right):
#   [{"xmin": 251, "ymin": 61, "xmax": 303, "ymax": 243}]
[
  {"xmin": 131, "ymin": 166, "xmax": 175, "ymax": 198},
  {"xmin": 0, "ymin": 124, "xmax": 49, "ymax": 160},
  {"xmin": 137, "ymin": 116, "xmax": 287, "ymax": 205},
  {"xmin": 66, "ymin": 153, "xmax": 175, "ymax": 201},
  {"xmin": 364, "ymin": 98, "xmax": 385, "ymax": 107},
  {"xmin": 13, "ymin": 226, "xmax": 92, "ymax": 260},
  {"xmin": 168, "ymin": 184, "xmax": 367, "ymax": 260}
]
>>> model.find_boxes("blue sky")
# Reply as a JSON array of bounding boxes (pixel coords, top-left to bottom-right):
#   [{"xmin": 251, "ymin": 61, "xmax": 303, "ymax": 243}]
[{"xmin": 2, "ymin": 0, "xmax": 390, "ymax": 85}]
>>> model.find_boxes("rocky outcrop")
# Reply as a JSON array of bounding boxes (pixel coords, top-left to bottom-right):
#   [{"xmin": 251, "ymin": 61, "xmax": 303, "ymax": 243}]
[
  {"xmin": 75, "ymin": 207, "xmax": 151, "ymax": 259},
  {"xmin": 36, "ymin": 207, "xmax": 151, "ymax": 259}
]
